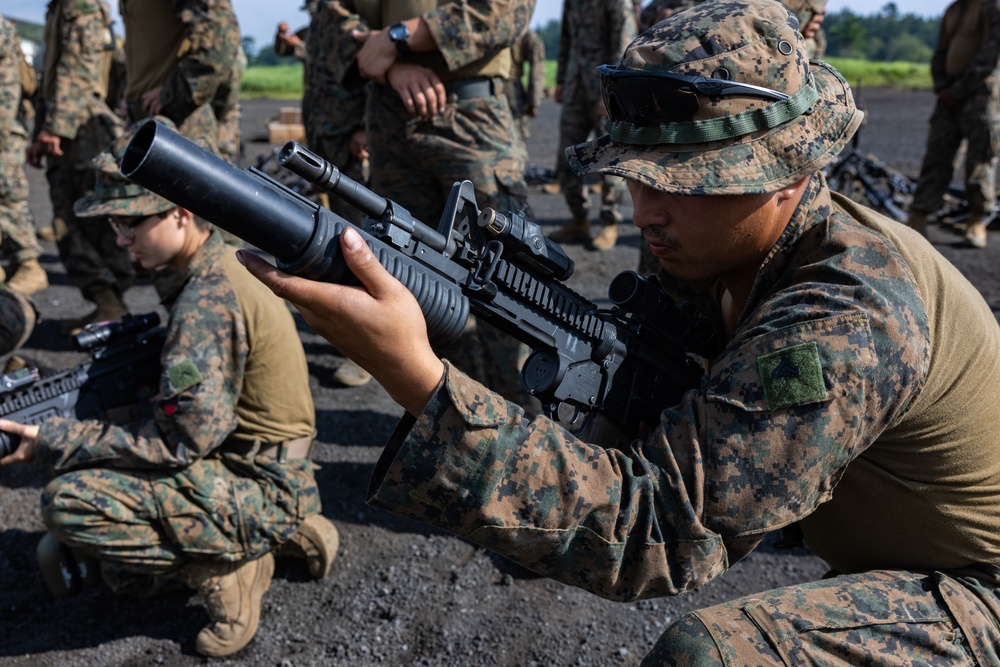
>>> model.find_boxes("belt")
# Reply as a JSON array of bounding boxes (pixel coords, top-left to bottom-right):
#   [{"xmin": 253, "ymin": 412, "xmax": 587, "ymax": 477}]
[
  {"xmin": 445, "ymin": 77, "xmax": 499, "ymax": 100},
  {"xmin": 224, "ymin": 436, "xmax": 314, "ymax": 462}
]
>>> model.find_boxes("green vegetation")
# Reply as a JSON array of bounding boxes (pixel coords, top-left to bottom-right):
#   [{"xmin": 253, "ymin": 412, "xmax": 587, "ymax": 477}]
[
  {"xmin": 242, "ymin": 63, "xmax": 304, "ymax": 99},
  {"xmin": 824, "ymin": 58, "xmax": 931, "ymax": 91},
  {"xmin": 241, "ymin": 57, "xmax": 929, "ymax": 100}
]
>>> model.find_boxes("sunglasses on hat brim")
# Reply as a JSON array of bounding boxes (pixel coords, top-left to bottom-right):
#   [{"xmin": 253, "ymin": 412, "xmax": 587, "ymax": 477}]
[{"xmin": 598, "ymin": 64, "xmax": 790, "ymax": 126}]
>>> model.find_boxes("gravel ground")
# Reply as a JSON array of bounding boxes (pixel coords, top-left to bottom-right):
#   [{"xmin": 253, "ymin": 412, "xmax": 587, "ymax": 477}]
[{"xmin": 1, "ymin": 87, "xmax": 997, "ymax": 667}]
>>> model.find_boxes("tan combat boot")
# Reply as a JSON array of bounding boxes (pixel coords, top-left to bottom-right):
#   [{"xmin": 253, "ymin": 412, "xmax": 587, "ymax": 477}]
[
  {"xmin": 334, "ymin": 358, "xmax": 371, "ymax": 387},
  {"xmin": 964, "ymin": 214, "xmax": 987, "ymax": 248},
  {"xmin": 182, "ymin": 553, "xmax": 274, "ymax": 657},
  {"xmin": 278, "ymin": 514, "xmax": 339, "ymax": 579},
  {"xmin": 6, "ymin": 259, "xmax": 48, "ymax": 295},
  {"xmin": 906, "ymin": 210, "xmax": 928, "ymax": 237},
  {"xmin": 590, "ymin": 223, "xmax": 618, "ymax": 251},
  {"xmin": 547, "ymin": 214, "xmax": 591, "ymax": 244}
]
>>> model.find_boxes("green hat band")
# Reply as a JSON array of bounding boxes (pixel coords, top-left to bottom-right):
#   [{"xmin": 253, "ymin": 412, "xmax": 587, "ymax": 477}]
[{"xmin": 94, "ymin": 177, "xmax": 149, "ymax": 201}]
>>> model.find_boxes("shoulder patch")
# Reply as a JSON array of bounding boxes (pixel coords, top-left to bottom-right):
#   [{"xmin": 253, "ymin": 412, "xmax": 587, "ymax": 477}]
[
  {"xmin": 757, "ymin": 342, "xmax": 827, "ymax": 410},
  {"xmin": 166, "ymin": 358, "xmax": 203, "ymax": 395}
]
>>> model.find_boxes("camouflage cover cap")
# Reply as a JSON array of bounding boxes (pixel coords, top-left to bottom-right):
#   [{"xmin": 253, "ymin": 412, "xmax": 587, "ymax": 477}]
[
  {"xmin": 74, "ymin": 117, "xmax": 217, "ymax": 219},
  {"xmin": 567, "ymin": 0, "xmax": 863, "ymax": 195}
]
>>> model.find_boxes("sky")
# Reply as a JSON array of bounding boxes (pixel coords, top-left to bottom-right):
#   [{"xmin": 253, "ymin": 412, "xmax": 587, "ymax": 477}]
[{"xmin": 0, "ymin": 0, "xmax": 949, "ymax": 47}]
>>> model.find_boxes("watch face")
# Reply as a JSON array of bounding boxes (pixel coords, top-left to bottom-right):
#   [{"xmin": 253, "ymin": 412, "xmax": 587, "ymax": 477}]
[{"xmin": 390, "ymin": 23, "xmax": 409, "ymax": 42}]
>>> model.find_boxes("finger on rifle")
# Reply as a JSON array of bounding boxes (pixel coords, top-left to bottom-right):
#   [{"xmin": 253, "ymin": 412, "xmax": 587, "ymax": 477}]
[
  {"xmin": 0, "ymin": 420, "xmax": 25, "ymax": 465},
  {"xmin": 338, "ymin": 227, "xmax": 396, "ymax": 298},
  {"xmin": 0, "ymin": 418, "xmax": 28, "ymax": 437}
]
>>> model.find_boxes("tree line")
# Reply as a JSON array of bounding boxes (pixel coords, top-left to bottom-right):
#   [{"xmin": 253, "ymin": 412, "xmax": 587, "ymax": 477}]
[
  {"xmin": 532, "ymin": 2, "xmax": 941, "ymax": 66},
  {"xmin": 240, "ymin": 2, "xmax": 942, "ymax": 68}
]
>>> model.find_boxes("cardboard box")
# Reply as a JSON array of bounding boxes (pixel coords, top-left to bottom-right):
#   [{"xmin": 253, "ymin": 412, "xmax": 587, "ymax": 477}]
[
  {"xmin": 278, "ymin": 106, "xmax": 302, "ymax": 124},
  {"xmin": 268, "ymin": 122, "xmax": 306, "ymax": 145}
]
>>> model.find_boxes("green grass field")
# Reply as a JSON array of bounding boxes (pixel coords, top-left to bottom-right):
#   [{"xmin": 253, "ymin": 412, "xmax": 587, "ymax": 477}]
[{"xmin": 241, "ymin": 58, "xmax": 932, "ymax": 100}]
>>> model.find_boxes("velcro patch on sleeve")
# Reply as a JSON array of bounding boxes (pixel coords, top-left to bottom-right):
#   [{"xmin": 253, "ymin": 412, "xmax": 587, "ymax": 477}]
[
  {"xmin": 165, "ymin": 358, "xmax": 203, "ymax": 395},
  {"xmin": 757, "ymin": 341, "xmax": 827, "ymax": 410}
]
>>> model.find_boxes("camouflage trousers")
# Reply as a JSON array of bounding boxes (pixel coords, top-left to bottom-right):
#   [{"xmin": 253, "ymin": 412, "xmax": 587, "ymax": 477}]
[
  {"xmin": 642, "ymin": 568, "xmax": 1000, "ymax": 666},
  {"xmin": 45, "ymin": 150, "xmax": 135, "ymax": 302},
  {"xmin": 0, "ymin": 134, "xmax": 43, "ymax": 264},
  {"xmin": 40, "ymin": 454, "xmax": 321, "ymax": 595},
  {"xmin": 910, "ymin": 84, "xmax": 1000, "ymax": 217},
  {"xmin": 504, "ymin": 78, "xmax": 533, "ymax": 143},
  {"xmin": 366, "ymin": 81, "xmax": 534, "ymax": 406},
  {"xmin": 366, "ymin": 79, "xmax": 529, "ymax": 224},
  {"xmin": 556, "ymin": 86, "xmax": 625, "ymax": 225}
]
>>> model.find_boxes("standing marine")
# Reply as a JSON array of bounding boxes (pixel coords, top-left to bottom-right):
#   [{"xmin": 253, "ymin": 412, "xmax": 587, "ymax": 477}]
[
  {"xmin": 906, "ymin": 0, "xmax": 1000, "ymax": 248},
  {"xmin": 0, "ymin": 14, "xmax": 49, "ymax": 296},
  {"xmin": 28, "ymin": 0, "xmax": 132, "ymax": 328},
  {"xmin": 119, "ymin": 0, "xmax": 242, "ymax": 159},
  {"xmin": 547, "ymin": 0, "xmax": 637, "ymax": 251}
]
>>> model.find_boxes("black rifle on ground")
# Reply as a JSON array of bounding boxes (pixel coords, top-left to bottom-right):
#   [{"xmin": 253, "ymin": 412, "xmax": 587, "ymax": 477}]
[
  {"xmin": 121, "ymin": 120, "xmax": 708, "ymax": 442},
  {"xmin": 0, "ymin": 313, "xmax": 166, "ymax": 458},
  {"xmin": 824, "ymin": 131, "xmax": 915, "ymax": 222}
]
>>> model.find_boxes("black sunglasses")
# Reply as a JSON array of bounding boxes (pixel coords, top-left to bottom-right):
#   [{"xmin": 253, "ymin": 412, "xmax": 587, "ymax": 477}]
[{"xmin": 598, "ymin": 64, "xmax": 790, "ymax": 125}]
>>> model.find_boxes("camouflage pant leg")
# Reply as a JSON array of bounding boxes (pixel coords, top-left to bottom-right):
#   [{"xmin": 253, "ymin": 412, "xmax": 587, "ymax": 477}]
[
  {"xmin": 910, "ymin": 106, "xmax": 965, "ymax": 215},
  {"xmin": 599, "ymin": 172, "xmax": 626, "ymax": 225},
  {"xmin": 41, "ymin": 469, "xmax": 184, "ymax": 575},
  {"xmin": 46, "ymin": 151, "xmax": 135, "ymax": 301},
  {"xmin": 0, "ymin": 136, "xmax": 42, "ymax": 264},
  {"xmin": 367, "ymin": 82, "xmax": 528, "ymax": 225},
  {"xmin": 42, "ymin": 458, "xmax": 309, "ymax": 575},
  {"xmin": 367, "ymin": 84, "xmax": 532, "ymax": 405},
  {"xmin": 642, "ymin": 569, "xmax": 997, "ymax": 666},
  {"xmin": 215, "ymin": 101, "xmax": 242, "ymax": 165},
  {"xmin": 911, "ymin": 90, "xmax": 1000, "ymax": 216},
  {"xmin": 556, "ymin": 87, "xmax": 625, "ymax": 223},
  {"xmin": 958, "ymin": 88, "xmax": 999, "ymax": 214}
]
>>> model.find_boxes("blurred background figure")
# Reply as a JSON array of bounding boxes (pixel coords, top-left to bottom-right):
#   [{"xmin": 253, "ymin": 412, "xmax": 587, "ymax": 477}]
[
  {"xmin": 0, "ymin": 13, "xmax": 48, "ymax": 298},
  {"xmin": 27, "ymin": 0, "xmax": 131, "ymax": 332},
  {"xmin": 547, "ymin": 0, "xmax": 636, "ymax": 252}
]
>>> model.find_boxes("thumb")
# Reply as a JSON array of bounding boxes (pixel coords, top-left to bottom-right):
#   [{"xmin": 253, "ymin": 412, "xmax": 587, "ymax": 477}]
[
  {"xmin": 352, "ymin": 29, "xmax": 370, "ymax": 42},
  {"xmin": 339, "ymin": 227, "xmax": 396, "ymax": 298}
]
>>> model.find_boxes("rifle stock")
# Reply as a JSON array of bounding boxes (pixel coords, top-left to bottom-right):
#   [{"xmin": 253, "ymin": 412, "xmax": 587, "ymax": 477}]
[
  {"xmin": 121, "ymin": 120, "xmax": 705, "ymax": 440},
  {"xmin": 0, "ymin": 313, "xmax": 165, "ymax": 457}
]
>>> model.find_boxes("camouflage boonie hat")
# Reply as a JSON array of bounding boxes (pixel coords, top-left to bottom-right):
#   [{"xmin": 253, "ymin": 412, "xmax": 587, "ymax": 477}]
[
  {"xmin": 567, "ymin": 0, "xmax": 863, "ymax": 195},
  {"xmin": 74, "ymin": 117, "xmax": 218, "ymax": 218}
]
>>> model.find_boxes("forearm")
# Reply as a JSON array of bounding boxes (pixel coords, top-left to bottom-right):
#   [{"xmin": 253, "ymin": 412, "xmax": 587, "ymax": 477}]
[
  {"xmin": 423, "ymin": 0, "xmax": 534, "ymax": 72},
  {"xmin": 159, "ymin": 0, "xmax": 238, "ymax": 121},
  {"xmin": 367, "ymin": 362, "xmax": 731, "ymax": 600}
]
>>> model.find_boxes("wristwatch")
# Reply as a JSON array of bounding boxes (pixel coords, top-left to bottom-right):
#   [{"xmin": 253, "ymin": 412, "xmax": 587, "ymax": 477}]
[{"xmin": 388, "ymin": 21, "xmax": 411, "ymax": 55}]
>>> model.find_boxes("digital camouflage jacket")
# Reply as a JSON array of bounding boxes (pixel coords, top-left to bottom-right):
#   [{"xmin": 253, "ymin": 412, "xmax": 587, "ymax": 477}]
[{"xmin": 368, "ymin": 174, "xmax": 1000, "ymax": 599}]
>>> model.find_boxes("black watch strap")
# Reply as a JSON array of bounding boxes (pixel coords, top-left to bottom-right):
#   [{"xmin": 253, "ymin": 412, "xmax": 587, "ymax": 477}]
[{"xmin": 389, "ymin": 21, "xmax": 411, "ymax": 55}]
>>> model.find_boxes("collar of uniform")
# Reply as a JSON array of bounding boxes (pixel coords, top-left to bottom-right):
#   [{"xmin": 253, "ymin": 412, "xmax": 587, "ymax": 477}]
[{"xmin": 753, "ymin": 172, "xmax": 832, "ymax": 289}]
